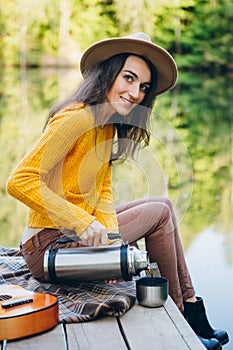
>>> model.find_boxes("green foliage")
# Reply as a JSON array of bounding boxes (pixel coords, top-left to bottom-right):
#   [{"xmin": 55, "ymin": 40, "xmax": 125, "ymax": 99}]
[
  {"xmin": 0, "ymin": 0, "xmax": 232, "ymax": 71},
  {"xmin": 70, "ymin": 0, "xmax": 118, "ymax": 50},
  {"xmin": 176, "ymin": 0, "xmax": 233, "ymax": 71}
]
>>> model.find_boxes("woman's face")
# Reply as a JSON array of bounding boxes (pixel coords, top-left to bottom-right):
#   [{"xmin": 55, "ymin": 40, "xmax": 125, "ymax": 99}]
[{"xmin": 106, "ymin": 55, "xmax": 151, "ymax": 116}]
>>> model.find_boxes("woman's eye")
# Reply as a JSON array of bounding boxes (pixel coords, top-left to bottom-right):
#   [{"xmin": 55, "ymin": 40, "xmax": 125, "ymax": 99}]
[
  {"xmin": 140, "ymin": 84, "xmax": 150, "ymax": 93},
  {"xmin": 124, "ymin": 75, "xmax": 133, "ymax": 82}
]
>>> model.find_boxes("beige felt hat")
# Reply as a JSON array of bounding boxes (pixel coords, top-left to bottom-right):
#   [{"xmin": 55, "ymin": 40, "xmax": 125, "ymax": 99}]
[{"xmin": 80, "ymin": 32, "xmax": 178, "ymax": 96}]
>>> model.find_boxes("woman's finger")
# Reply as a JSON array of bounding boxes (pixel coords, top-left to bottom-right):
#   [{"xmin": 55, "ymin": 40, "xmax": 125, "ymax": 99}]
[
  {"xmin": 93, "ymin": 232, "xmax": 101, "ymax": 246},
  {"xmin": 101, "ymin": 231, "xmax": 108, "ymax": 245},
  {"xmin": 87, "ymin": 232, "xmax": 94, "ymax": 246},
  {"xmin": 87, "ymin": 238, "xmax": 93, "ymax": 246},
  {"xmin": 80, "ymin": 231, "xmax": 87, "ymax": 245}
]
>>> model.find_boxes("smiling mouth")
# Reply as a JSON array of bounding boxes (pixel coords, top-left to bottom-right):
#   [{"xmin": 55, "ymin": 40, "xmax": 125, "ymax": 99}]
[{"xmin": 120, "ymin": 96, "xmax": 134, "ymax": 105}]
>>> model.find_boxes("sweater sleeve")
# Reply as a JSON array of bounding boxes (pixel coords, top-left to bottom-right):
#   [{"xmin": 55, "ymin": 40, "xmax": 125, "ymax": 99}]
[
  {"xmin": 7, "ymin": 109, "xmax": 96, "ymax": 235},
  {"xmin": 93, "ymin": 162, "xmax": 119, "ymax": 233}
]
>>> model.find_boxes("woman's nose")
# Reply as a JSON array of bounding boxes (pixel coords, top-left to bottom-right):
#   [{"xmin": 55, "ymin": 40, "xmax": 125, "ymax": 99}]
[{"xmin": 129, "ymin": 83, "xmax": 140, "ymax": 101}]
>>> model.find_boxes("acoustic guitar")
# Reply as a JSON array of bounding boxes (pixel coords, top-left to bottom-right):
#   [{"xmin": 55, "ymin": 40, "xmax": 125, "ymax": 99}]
[{"xmin": 0, "ymin": 284, "xmax": 59, "ymax": 340}]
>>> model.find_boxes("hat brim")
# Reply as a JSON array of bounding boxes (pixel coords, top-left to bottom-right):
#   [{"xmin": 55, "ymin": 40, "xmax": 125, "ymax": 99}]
[{"xmin": 80, "ymin": 37, "xmax": 178, "ymax": 96}]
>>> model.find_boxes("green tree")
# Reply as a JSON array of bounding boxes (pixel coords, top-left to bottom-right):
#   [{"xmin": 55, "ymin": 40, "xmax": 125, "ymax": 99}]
[{"xmin": 177, "ymin": 0, "xmax": 233, "ymax": 71}]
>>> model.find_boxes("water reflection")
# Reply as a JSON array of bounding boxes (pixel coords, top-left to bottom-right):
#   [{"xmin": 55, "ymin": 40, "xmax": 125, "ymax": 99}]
[
  {"xmin": 185, "ymin": 229, "xmax": 233, "ymax": 350},
  {"xmin": 0, "ymin": 67, "xmax": 232, "ymax": 344}
]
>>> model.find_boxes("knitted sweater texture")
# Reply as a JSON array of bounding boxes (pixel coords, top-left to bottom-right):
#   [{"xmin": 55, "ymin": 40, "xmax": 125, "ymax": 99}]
[{"xmin": 7, "ymin": 104, "xmax": 119, "ymax": 236}]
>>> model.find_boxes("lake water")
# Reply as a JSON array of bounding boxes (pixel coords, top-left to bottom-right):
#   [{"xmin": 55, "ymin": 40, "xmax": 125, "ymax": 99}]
[
  {"xmin": 186, "ymin": 228, "xmax": 233, "ymax": 349},
  {"xmin": 0, "ymin": 67, "xmax": 232, "ymax": 348}
]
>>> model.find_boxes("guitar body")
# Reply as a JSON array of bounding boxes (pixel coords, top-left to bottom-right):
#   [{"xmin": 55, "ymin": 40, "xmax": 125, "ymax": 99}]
[{"xmin": 0, "ymin": 284, "xmax": 59, "ymax": 340}]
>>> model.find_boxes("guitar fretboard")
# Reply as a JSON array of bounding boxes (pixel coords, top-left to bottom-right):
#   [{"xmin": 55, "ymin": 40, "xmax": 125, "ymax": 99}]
[{"xmin": 1, "ymin": 298, "xmax": 33, "ymax": 309}]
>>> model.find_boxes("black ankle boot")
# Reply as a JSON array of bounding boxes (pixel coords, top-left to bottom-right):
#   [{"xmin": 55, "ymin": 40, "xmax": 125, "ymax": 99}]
[
  {"xmin": 197, "ymin": 335, "xmax": 222, "ymax": 350},
  {"xmin": 183, "ymin": 297, "xmax": 229, "ymax": 346}
]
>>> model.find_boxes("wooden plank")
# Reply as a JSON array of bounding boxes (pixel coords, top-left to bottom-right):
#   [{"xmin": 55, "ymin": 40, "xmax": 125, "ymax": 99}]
[
  {"xmin": 1, "ymin": 297, "xmax": 206, "ymax": 350},
  {"xmin": 164, "ymin": 298, "xmax": 206, "ymax": 350},
  {"xmin": 4, "ymin": 324, "xmax": 66, "ymax": 350},
  {"xmin": 66, "ymin": 316, "xmax": 127, "ymax": 350},
  {"xmin": 118, "ymin": 297, "xmax": 205, "ymax": 350}
]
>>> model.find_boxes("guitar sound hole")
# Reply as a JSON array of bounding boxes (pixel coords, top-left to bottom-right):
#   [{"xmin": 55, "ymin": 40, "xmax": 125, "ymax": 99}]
[{"xmin": 0, "ymin": 294, "xmax": 12, "ymax": 301}]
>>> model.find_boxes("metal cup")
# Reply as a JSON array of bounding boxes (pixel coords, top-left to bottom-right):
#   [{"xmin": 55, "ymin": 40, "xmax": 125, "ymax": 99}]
[{"xmin": 136, "ymin": 276, "xmax": 168, "ymax": 308}]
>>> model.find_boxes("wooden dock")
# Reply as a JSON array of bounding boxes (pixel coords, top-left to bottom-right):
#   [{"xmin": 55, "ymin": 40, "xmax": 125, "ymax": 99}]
[{"xmin": 1, "ymin": 297, "xmax": 205, "ymax": 350}]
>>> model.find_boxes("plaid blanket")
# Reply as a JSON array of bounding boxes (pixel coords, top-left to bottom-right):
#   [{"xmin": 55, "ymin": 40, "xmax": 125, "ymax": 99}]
[{"xmin": 0, "ymin": 246, "xmax": 136, "ymax": 323}]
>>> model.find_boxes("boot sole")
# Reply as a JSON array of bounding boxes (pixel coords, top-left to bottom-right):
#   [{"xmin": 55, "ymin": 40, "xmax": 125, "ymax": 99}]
[{"xmin": 220, "ymin": 336, "xmax": 229, "ymax": 345}]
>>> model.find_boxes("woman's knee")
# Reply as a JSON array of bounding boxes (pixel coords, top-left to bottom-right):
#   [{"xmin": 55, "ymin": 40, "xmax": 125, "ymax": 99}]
[
  {"xmin": 157, "ymin": 202, "xmax": 175, "ymax": 235},
  {"xmin": 153, "ymin": 201, "xmax": 171, "ymax": 217},
  {"xmin": 160, "ymin": 197, "xmax": 174, "ymax": 212},
  {"xmin": 145, "ymin": 201, "xmax": 174, "ymax": 234},
  {"xmin": 146, "ymin": 196, "xmax": 175, "ymax": 214}
]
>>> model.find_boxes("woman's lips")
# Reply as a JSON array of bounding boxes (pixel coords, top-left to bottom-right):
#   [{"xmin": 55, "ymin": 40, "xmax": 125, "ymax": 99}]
[{"xmin": 120, "ymin": 96, "xmax": 134, "ymax": 105}]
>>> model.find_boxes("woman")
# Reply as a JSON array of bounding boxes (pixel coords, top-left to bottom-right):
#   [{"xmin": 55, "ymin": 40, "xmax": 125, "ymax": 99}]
[{"xmin": 7, "ymin": 32, "xmax": 228, "ymax": 350}]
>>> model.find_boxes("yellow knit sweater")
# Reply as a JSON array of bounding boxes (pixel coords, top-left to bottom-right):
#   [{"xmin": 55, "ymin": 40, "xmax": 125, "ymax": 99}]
[{"xmin": 7, "ymin": 103, "xmax": 119, "ymax": 236}]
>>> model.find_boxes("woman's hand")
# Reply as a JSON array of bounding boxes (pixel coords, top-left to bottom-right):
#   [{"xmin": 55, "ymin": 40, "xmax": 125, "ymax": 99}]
[{"xmin": 80, "ymin": 220, "xmax": 108, "ymax": 246}]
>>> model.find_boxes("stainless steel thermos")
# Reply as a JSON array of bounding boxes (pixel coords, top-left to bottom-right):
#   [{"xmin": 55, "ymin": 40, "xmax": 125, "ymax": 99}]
[{"xmin": 43, "ymin": 243, "xmax": 149, "ymax": 283}]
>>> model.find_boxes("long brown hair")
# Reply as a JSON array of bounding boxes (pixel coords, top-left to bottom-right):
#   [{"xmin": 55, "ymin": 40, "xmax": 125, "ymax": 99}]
[{"xmin": 45, "ymin": 53, "xmax": 158, "ymax": 160}]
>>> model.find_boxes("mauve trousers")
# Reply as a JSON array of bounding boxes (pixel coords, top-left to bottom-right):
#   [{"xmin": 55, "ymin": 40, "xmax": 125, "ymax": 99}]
[
  {"xmin": 21, "ymin": 196, "xmax": 195, "ymax": 312},
  {"xmin": 116, "ymin": 197, "xmax": 195, "ymax": 311}
]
